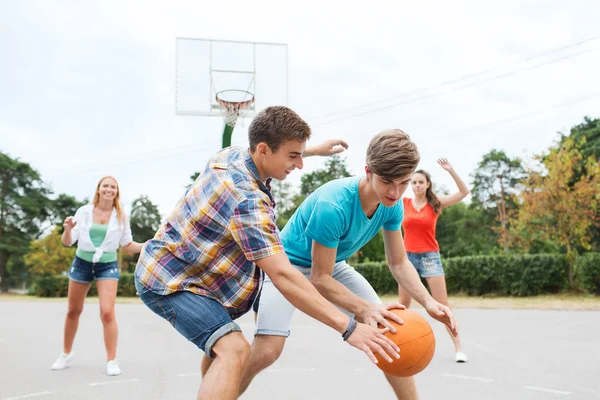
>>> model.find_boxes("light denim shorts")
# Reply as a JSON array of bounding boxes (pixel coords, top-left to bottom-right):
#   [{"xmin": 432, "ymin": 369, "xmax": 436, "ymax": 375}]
[
  {"xmin": 135, "ymin": 278, "xmax": 244, "ymax": 359},
  {"xmin": 407, "ymin": 252, "xmax": 445, "ymax": 278},
  {"xmin": 68, "ymin": 256, "xmax": 119, "ymax": 283},
  {"xmin": 254, "ymin": 261, "xmax": 380, "ymax": 337}
]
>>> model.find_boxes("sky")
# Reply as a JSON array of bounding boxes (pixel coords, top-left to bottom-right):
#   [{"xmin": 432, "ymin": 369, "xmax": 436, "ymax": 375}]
[{"xmin": 1, "ymin": 0, "xmax": 599, "ymax": 218}]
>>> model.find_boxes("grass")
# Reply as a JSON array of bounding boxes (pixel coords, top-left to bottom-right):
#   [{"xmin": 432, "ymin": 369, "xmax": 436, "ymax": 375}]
[{"xmin": 2, "ymin": 292, "xmax": 599, "ymax": 310}]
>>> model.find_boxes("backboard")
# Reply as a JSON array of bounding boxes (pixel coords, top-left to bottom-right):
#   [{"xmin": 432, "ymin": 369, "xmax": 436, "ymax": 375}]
[{"xmin": 175, "ymin": 38, "xmax": 288, "ymax": 119}]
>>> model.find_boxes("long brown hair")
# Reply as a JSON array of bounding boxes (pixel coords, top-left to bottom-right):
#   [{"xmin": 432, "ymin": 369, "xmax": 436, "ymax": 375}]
[
  {"xmin": 414, "ymin": 169, "xmax": 441, "ymax": 214},
  {"xmin": 93, "ymin": 176, "xmax": 125, "ymax": 224}
]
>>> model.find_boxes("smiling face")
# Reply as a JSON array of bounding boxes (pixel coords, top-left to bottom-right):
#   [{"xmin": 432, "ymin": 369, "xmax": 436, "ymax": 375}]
[
  {"xmin": 410, "ymin": 172, "xmax": 431, "ymax": 196},
  {"xmin": 366, "ymin": 166, "xmax": 412, "ymax": 207},
  {"xmin": 94, "ymin": 176, "xmax": 119, "ymax": 205},
  {"xmin": 255, "ymin": 139, "xmax": 306, "ymax": 181}
]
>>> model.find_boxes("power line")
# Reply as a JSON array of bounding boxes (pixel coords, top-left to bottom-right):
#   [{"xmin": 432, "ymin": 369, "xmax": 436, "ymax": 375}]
[
  {"xmin": 309, "ymin": 35, "xmax": 600, "ymax": 124},
  {"xmin": 312, "ymin": 48, "xmax": 597, "ymax": 126},
  {"xmin": 419, "ymin": 92, "xmax": 600, "ymax": 145}
]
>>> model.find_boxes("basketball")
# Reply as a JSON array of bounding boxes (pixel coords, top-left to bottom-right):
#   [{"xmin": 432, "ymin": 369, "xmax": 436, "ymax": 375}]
[{"xmin": 375, "ymin": 309, "xmax": 436, "ymax": 377}]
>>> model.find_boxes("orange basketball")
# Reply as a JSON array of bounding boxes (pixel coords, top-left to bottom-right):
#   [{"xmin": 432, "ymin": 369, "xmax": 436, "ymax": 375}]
[{"xmin": 375, "ymin": 309, "xmax": 435, "ymax": 377}]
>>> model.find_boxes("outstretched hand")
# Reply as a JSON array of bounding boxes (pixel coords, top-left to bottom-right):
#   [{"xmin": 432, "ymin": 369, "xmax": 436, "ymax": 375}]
[
  {"xmin": 424, "ymin": 299, "xmax": 458, "ymax": 336},
  {"xmin": 437, "ymin": 158, "xmax": 454, "ymax": 172},
  {"xmin": 345, "ymin": 322, "xmax": 400, "ymax": 365},
  {"xmin": 307, "ymin": 139, "xmax": 349, "ymax": 157},
  {"xmin": 63, "ymin": 216, "xmax": 77, "ymax": 230}
]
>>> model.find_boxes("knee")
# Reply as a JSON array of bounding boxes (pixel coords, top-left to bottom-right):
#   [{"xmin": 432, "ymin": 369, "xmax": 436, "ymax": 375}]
[
  {"xmin": 67, "ymin": 307, "xmax": 83, "ymax": 320},
  {"xmin": 100, "ymin": 309, "xmax": 115, "ymax": 324},
  {"xmin": 256, "ymin": 341, "xmax": 284, "ymax": 368},
  {"xmin": 216, "ymin": 335, "xmax": 251, "ymax": 364}
]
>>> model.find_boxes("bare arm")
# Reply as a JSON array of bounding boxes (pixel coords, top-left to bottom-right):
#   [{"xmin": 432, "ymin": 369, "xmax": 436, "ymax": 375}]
[
  {"xmin": 383, "ymin": 229, "xmax": 458, "ymax": 335},
  {"xmin": 121, "ymin": 241, "xmax": 144, "ymax": 255},
  {"xmin": 309, "ymin": 240, "xmax": 404, "ymax": 331},
  {"xmin": 436, "ymin": 158, "xmax": 470, "ymax": 209},
  {"xmin": 255, "ymin": 252, "xmax": 400, "ymax": 363},
  {"xmin": 62, "ymin": 216, "xmax": 76, "ymax": 246},
  {"xmin": 303, "ymin": 139, "xmax": 349, "ymax": 158}
]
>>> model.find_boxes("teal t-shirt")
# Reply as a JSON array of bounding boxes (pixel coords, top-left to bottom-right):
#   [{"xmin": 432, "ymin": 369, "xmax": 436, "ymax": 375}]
[
  {"xmin": 281, "ymin": 176, "xmax": 403, "ymax": 267},
  {"xmin": 76, "ymin": 223, "xmax": 118, "ymax": 263}
]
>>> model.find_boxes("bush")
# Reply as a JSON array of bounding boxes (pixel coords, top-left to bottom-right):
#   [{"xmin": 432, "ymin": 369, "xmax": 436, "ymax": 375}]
[
  {"xmin": 353, "ymin": 253, "xmax": 571, "ymax": 296},
  {"xmin": 31, "ymin": 273, "xmax": 137, "ymax": 297},
  {"xmin": 576, "ymin": 253, "xmax": 600, "ymax": 294}
]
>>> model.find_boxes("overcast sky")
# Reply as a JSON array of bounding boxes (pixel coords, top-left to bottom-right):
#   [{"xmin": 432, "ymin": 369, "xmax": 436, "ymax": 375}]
[{"xmin": 2, "ymin": 0, "xmax": 599, "ymax": 218}]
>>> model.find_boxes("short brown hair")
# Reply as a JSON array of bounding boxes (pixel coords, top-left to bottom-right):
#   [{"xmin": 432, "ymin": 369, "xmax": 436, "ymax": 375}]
[
  {"xmin": 366, "ymin": 129, "xmax": 420, "ymax": 180},
  {"xmin": 248, "ymin": 106, "xmax": 311, "ymax": 152}
]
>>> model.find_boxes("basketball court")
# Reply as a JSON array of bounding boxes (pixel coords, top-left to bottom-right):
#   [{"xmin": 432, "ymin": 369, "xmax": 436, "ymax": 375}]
[{"xmin": 1, "ymin": 300, "xmax": 599, "ymax": 400}]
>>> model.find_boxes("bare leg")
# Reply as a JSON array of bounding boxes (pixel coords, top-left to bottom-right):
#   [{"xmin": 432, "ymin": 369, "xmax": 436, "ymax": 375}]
[
  {"xmin": 63, "ymin": 280, "xmax": 91, "ymax": 354},
  {"xmin": 239, "ymin": 335, "xmax": 286, "ymax": 395},
  {"xmin": 97, "ymin": 279, "xmax": 119, "ymax": 361},
  {"xmin": 385, "ymin": 373, "xmax": 419, "ymax": 399},
  {"xmin": 425, "ymin": 276, "xmax": 462, "ymax": 353},
  {"xmin": 201, "ymin": 354, "xmax": 213, "ymax": 376},
  {"xmin": 197, "ymin": 331, "xmax": 250, "ymax": 400}
]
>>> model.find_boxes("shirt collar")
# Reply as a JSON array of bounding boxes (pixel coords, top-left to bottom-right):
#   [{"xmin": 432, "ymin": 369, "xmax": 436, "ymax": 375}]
[{"xmin": 243, "ymin": 149, "xmax": 276, "ymax": 208}]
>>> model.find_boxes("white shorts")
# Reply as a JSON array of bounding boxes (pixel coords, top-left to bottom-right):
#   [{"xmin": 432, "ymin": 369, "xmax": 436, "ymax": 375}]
[{"xmin": 255, "ymin": 261, "xmax": 381, "ymax": 337}]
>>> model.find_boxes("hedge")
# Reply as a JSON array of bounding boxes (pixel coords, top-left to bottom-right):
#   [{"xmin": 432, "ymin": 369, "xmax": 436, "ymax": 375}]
[
  {"xmin": 30, "ymin": 253, "xmax": 599, "ymax": 297},
  {"xmin": 576, "ymin": 253, "xmax": 600, "ymax": 294}
]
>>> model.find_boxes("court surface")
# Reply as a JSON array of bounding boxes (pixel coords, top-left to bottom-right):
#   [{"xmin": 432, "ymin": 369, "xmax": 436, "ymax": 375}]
[{"xmin": 1, "ymin": 301, "xmax": 598, "ymax": 399}]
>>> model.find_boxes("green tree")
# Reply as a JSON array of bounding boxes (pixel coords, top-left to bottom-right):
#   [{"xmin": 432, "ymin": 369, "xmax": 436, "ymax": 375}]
[
  {"xmin": 24, "ymin": 227, "xmax": 75, "ymax": 277},
  {"xmin": 0, "ymin": 153, "xmax": 54, "ymax": 291},
  {"xmin": 50, "ymin": 194, "xmax": 87, "ymax": 232},
  {"xmin": 510, "ymin": 137, "xmax": 600, "ymax": 287},
  {"xmin": 471, "ymin": 150, "xmax": 526, "ymax": 250},
  {"xmin": 130, "ymin": 195, "xmax": 162, "ymax": 243},
  {"xmin": 436, "ymin": 203, "xmax": 499, "ymax": 257},
  {"xmin": 300, "ymin": 155, "xmax": 352, "ymax": 194}
]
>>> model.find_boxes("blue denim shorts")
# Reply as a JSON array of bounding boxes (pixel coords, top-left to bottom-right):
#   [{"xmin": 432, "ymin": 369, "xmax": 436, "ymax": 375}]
[
  {"xmin": 68, "ymin": 256, "xmax": 120, "ymax": 283},
  {"xmin": 135, "ymin": 278, "xmax": 243, "ymax": 358},
  {"xmin": 407, "ymin": 252, "xmax": 445, "ymax": 278}
]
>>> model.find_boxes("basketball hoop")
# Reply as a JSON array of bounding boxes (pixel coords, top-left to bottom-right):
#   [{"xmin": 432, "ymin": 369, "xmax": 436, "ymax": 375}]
[{"xmin": 216, "ymin": 89, "xmax": 255, "ymax": 127}]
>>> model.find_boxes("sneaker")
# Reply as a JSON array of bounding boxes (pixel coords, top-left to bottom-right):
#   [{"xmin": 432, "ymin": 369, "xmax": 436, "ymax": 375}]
[
  {"xmin": 455, "ymin": 351, "xmax": 468, "ymax": 363},
  {"xmin": 51, "ymin": 352, "xmax": 74, "ymax": 370},
  {"xmin": 106, "ymin": 359, "xmax": 121, "ymax": 376}
]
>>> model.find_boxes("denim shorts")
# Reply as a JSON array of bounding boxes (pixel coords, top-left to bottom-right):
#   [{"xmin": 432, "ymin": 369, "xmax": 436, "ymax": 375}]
[
  {"xmin": 407, "ymin": 252, "xmax": 445, "ymax": 278},
  {"xmin": 255, "ymin": 261, "xmax": 381, "ymax": 337},
  {"xmin": 68, "ymin": 256, "xmax": 120, "ymax": 283},
  {"xmin": 135, "ymin": 278, "xmax": 243, "ymax": 358}
]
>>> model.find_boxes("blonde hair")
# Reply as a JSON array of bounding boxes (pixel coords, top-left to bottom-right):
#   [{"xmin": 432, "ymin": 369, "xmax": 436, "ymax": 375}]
[
  {"xmin": 366, "ymin": 129, "xmax": 420, "ymax": 180},
  {"xmin": 93, "ymin": 176, "xmax": 125, "ymax": 224}
]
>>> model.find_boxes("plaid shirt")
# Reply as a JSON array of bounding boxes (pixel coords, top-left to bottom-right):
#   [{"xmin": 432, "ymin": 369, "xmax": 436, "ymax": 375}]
[{"xmin": 135, "ymin": 147, "xmax": 283, "ymax": 316}]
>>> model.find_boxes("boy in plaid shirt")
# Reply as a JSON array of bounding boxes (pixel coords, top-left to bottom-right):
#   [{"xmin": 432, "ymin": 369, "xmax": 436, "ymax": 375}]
[{"xmin": 135, "ymin": 106, "xmax": 400, "ymax": 400}]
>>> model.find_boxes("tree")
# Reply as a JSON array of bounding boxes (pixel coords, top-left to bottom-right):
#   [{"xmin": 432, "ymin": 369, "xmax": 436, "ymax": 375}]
[
  {"xmin": 471, "ymin": 150, "xmax": 526, "ymax": 250},
  {"xmin": 300, "ymin": 155, "xmax": 352, "ymax": 194},
  {"xmin": 130, "ymin": 195, "xmax": 162, "ymax": 243},
  {"xmin": 510, "ymin": 137, "xmax": 600, "ymax": 287},
  {"xmin": 436, "ymin": 203, "xmax": 499, "ymax": 257},
  {"xmin": 50, "ymin": 194, "xmax": 87, "ymax": 232},
  {"xmin": 0, "ymin": 153, "xmax": 54, "ymax": 291},
  {"xmin": 24, "ymin": 227, "xmax": 75, "ymax": 277}
]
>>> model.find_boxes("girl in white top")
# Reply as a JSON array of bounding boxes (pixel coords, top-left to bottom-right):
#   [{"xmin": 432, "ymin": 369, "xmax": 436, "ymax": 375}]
[{"xmin": 50, "ymin": 176, "xmax": 144, "ymax": 376}]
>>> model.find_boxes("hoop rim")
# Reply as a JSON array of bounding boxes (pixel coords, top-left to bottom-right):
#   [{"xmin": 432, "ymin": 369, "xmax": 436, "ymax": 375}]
[{"xmin": 215, "ymin": 89, "xmax": 255, "ymax": 108}]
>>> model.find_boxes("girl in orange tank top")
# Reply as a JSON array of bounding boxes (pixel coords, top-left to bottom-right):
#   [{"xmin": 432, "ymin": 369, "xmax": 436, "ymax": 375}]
[{"xmin": 400, "ymin": 158, "xmax": 470, "ymax": 363}]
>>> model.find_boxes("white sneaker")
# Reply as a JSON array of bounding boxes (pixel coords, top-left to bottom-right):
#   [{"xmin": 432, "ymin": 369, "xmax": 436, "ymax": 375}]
[
  {"xmin": 51, "ymin": 352, "xmax": 74, "ymax": 370},
  {"xmin": 106, "ymin": 359, "xmax": 121, "ymax": 376},
  {"xmin": 455, "ymin": 351, "xmax": 468, "ymax": 363}
]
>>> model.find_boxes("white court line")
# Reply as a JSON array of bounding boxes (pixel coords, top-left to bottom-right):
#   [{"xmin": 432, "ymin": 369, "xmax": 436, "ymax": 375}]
[
  {"xmin": 353, "ymin": 368, "xmax": 368, "ymax": 372},
  {"xmin": 89, "ymin": 378, "xmax": 140, "ymax": 386},
  {"xmin": 267, "ymin": 368, "xmax": 316, "ymax": 372},
  {"xmin": 1, "ymin": 391, "xmax": 52, "ymax": 400},
  {"xmin": 463, "ymin": 339, "xmax": 492, "ymax": 353},
  {"xmin": 178, "ymin": 372, "xmax": 202, "ymax": 377},
  {"xmin": 525, "ymin": 386, "xmax": 570, "ymax": 396},
  {"xmin": 441, "ymin": 373, "xmax": 494, "ymax": 383}
]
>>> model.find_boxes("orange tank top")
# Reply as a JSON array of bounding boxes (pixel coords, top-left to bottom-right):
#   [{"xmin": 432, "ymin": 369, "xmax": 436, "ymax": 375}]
[{"xmin": 402, "ymin": 197, "xmax": 440, "ymax": 253}]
